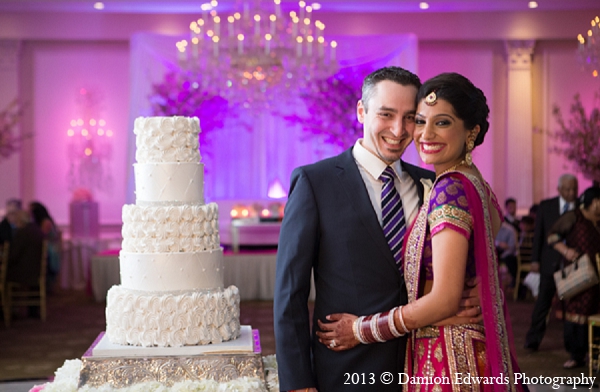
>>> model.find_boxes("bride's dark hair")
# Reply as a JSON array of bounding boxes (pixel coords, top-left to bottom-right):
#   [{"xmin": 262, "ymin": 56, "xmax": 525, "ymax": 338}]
[{"xmin": 416, "ymin": 72, "xmax": 490, "ymax": 147}]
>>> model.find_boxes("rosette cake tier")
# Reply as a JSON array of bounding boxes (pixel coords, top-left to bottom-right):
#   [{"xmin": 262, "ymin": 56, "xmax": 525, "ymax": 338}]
[{"xmin": 104, "ymin": 116, "xmax": 241, "ymax": 347}]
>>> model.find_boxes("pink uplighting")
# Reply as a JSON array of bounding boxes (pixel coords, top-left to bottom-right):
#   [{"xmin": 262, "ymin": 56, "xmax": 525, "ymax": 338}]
[{"xmin": 0, "ymin": 2, "xmax": 597, "ymax": 227}]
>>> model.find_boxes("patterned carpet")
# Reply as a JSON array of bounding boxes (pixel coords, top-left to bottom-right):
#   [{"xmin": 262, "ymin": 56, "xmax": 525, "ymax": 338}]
[{"xmin": 0, "ymin": 285, "xmax": 594, "ymax": 384}]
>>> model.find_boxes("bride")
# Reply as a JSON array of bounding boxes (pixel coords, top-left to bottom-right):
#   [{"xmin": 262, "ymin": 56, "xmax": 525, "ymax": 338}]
[{"xmin": 317, "ymin": 72, "xmax": 526, "ymax": 392}]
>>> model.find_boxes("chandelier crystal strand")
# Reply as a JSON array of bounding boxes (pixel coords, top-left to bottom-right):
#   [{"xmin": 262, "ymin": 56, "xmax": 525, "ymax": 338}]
[
  {"xmin": 576, "ymin": 15, "xmax": 600, "ymax": 78},
  {"xmin": 177, "ymin": 0, "xmax": 338, "ymax": 108}
]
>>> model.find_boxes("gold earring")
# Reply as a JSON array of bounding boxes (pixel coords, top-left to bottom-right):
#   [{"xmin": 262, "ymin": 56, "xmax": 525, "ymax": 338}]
[{"xmin": 465, "ymin": 138, "xmax": 475, "ymax": 167}]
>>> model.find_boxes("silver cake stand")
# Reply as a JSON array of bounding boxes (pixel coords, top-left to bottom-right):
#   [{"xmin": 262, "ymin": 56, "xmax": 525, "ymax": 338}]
[{"xmin": 78, "ymin": 326, "xmax": 266, "ymax": 389}]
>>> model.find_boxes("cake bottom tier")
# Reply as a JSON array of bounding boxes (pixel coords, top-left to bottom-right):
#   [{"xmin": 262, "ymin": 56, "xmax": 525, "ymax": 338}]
[{"xmin": 105, "ymin": 285, "xmax": 241, "ymax": 347}]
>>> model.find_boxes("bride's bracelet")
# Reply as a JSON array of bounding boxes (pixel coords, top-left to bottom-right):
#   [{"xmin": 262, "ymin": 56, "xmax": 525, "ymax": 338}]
[
  {"xmin": 352, "ymin": 307, "xmax": 406, "ymax": 345},
  {"xmin": 396, "ymin": 306, "xmax": 410, "ymax": 334}
]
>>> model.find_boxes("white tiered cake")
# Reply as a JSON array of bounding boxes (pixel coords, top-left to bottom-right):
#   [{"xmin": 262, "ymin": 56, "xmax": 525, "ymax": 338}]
[
  {"xmin": 105, "ymin": 116, "xmax": 241, "ymax": 347},
  {"xmin": 35, "ymin": 118, "xmax": 269, "ymax": 391}
]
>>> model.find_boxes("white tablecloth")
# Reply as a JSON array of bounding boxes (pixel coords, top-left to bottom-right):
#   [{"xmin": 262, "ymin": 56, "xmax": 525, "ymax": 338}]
[
  {"xmin": 60, "ymin": 235, "xmax": 122, "ymax": 291},
  {"xmin": 89, "ymin": 251, "xmax": 314, "ymax": 302},
  {"xmin": 90, "ymin": 252, "xmax": 121, "ymax": 302},
  {"xmin": 222, "ymin": 252, "xmax": 277, "ymax": 300}
]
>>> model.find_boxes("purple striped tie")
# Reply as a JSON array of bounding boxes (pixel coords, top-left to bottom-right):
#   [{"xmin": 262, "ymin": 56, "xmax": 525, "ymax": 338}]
[{"xmin": 380, "ymin": 166, "xmax": 406, "ymax": 270}]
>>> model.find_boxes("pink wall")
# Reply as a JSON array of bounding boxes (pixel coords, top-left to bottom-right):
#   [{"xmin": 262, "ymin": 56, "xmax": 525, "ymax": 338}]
[
  {"xmin": 534, "ymin": 40, "xmax": 596, "ymax": 198},
  {"xmin": 22, "ymin": 41, "xmax": 130, "ymax": 225},
  {"xmin": 417, "ymin": 41, "xmax": 501, "ymax": 192},
  {"xmin": 1, "ymin": 8, "xmax": 599, "ymax": 224}
]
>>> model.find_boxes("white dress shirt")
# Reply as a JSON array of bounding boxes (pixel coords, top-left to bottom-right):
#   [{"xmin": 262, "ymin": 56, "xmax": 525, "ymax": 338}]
[
  {"xmin": 559, "ymin": 197, "xmax": 575, "ymax": 215},
  {"xmin": 352, "ymin": 139, "xmax": 421, "ymax": 226}
]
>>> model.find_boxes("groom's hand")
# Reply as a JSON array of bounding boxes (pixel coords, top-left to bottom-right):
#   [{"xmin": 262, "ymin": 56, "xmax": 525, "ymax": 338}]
[
  {"xmin": 434, "ymin": 277, "xmax": 482, "ymax": 326},
  {"xmin": 456, "ymin": 276, "xmax": 482, "ymax": 323}
]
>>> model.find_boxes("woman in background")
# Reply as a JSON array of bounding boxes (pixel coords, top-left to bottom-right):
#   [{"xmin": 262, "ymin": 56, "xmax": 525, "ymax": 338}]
[
  {"xmin": 548, "ymin": 186, "xmax": 600, "ymax": 369},
  {"xmin": 29, "ymin": 201, "xmax": 61, "ymax": 292}
]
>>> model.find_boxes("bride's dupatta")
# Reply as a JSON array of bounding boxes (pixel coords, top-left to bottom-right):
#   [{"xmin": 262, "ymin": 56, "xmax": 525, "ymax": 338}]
[{"xmin": 404, "ymin": 170, "xmax": 524, "ymax": 392}]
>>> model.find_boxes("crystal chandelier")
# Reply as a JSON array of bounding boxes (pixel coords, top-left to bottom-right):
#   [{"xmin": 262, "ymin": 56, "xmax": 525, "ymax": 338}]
[
  {"xmin": 576, "ymin": 15, "xmax": 600, "ymax": 78},
  {"xmin": 176, "ymin": 0, "xmax": 339, "ymax": 108}
]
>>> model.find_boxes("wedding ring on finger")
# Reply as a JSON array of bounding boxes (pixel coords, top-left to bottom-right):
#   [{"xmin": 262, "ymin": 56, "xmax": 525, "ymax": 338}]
[
  {"xmin": 329, "ymin": 340, "xmax": 337, "ymax": 349},
  {"xmin": 476, "ymin": 305, "xmax": 481, "ymax": 314}
]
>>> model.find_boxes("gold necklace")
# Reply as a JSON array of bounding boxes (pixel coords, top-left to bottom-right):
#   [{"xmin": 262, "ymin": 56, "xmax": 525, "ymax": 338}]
[{"xmin": 436, "ymin": 160, "xmax": 467, "ymax": 178}]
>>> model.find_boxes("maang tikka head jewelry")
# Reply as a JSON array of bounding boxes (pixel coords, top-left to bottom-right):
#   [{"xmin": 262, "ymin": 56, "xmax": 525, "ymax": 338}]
[{"xmin": 424, "ymin": 90, "xmax": 438, "ymax": 106}]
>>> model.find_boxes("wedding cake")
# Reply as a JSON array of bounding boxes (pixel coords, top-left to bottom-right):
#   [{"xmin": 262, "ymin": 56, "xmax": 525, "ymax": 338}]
[{"xmin": 104, "ymin": 116, "xmax": 241, "ymax": 347}]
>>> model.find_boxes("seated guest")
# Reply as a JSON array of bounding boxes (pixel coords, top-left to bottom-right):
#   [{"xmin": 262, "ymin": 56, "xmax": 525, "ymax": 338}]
[
  {"xmin": 7, "ymin": 210, "xmax": 45, "ymax": 287},
  {"xmin": 515, "ymin": 215, "xmax": 536, "ymax": 299},
  {"xmin": 29, "ymin": 201, "xmax": 61, "ymax": 291},
  {"xmin": 0, "ymin": 198, "xmax": 22, "ymax": 248},
  {"xmin": 504, "ymin": 197, "xmax": 521, "ymax": 234},
  {"xmin": 495, "ymin": 219, "xmax": 518, "ymax": 286},
  {"xmin": 529, "ymin": 203, "xmax": 539, "ymax": 221},
  {"xmin": 519, "ymin": 215, "xmax": 535, "ymax": 264}
]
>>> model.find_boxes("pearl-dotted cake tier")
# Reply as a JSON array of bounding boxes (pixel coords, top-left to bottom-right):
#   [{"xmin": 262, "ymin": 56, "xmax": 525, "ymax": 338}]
[
  {"xmin": 119, "ymin": 250, "xmax": 224, "ymax": 292},
  {"xmin": 134, "ymin": 163, "xmax": 204, "ymax": 204},
  {"xmin": 134, "ymin": 116, "xmax": 201, "ymax": 164},
  {"xmin": 121, "ymin": 203, "xmax": 220, "ymax": 253},
  {"xmin": 105, "ymin": 285, "xmax": 241, "ymax": 347}
]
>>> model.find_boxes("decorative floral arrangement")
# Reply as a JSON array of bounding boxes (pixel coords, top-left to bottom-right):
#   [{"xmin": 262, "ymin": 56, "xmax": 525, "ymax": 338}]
[
  {"xmin": 71, "ymin": 187, "xmax": 95, "ymax": 203},
  {"xmin": 552, "ymin": 92, "xmax": 600, "ymax": 184},
  {"xmin": 148, "ymin": 70, "xmax": 249, "ymax": 143},
  {"xmin": 31, "ymin": 355, "xmax": 280, "ymax": 392},
  {"xmin": 282, "ymin": 66, "xmax": 373, "ymax": 149},
  {"xmin": 0, "ymin": 99, "xmax": 26, "ymax": 161}
]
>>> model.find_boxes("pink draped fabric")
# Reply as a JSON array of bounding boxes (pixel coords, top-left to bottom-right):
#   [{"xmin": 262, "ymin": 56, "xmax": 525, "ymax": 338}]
[
  {"xmin": 403, "ymin": 171, "xmax": 526, "ymax": 392},
  {"xmin": 460, "ymin": 172, "xmax": 524, "ymax": 391}
]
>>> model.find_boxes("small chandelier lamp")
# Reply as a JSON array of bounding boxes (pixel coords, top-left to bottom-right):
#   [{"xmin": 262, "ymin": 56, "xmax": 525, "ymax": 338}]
[{"xmin": 577, "ymin": 15, "xmax": 600, "ymax": 78}]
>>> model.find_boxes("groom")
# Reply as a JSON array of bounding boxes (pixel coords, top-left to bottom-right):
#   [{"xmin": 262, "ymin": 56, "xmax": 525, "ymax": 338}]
[{"xmin": 274, "ymin": 67, "xmax": 479, "ymax": 391}]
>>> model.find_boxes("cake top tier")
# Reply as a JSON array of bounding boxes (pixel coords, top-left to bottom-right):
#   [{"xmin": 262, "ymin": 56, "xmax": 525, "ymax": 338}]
[{"xmin": 134, "ymin": 116, "xmax": 201, "ymax": 163}]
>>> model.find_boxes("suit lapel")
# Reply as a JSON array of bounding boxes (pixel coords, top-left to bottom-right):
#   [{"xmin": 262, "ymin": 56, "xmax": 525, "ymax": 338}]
[
  {"xmin": 401, "ymin": 161, "xmax": 427, "ymax": 205},
  {"xmin": 551, "ymin": 197, "xmax": 561, "ymax": 222},
  {"xmin": 334, "ymin": 149, "xmax": 400, "ymax": 271}
]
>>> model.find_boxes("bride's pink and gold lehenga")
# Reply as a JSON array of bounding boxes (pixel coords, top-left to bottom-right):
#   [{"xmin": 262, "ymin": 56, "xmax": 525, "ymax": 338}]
[{"xmin": 403, "ymin": 170, "xmax": 524, "ymax": 392}]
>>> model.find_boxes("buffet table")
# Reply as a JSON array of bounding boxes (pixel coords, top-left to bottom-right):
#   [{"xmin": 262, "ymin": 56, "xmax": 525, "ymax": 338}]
[{"xmin": 229, "ymin": 219, "xmax": 282, "ymax": 253}]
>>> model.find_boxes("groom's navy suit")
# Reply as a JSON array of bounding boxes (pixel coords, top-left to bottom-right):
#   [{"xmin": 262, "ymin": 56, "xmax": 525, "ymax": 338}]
[{"xmin": 274, "ymin": 147, "xmax": 434, "ymax": 391}]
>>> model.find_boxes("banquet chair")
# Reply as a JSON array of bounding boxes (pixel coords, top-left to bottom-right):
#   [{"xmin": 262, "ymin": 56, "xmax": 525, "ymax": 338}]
[
  {"xmin": 0, "ymin": 242, "xmax": 9, "ymax": 327},
  {"xmin": 513, "ymin": 254, "xmax": 532, "ymax": 301},
  {"xmin": 5, "ymin": 241, "xmax": 48, "ymax": 326}
]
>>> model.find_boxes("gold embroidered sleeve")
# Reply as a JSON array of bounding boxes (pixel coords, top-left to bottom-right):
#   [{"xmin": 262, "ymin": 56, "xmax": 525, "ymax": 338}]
[{"xmin": 428, "ymin": 204, "xmax": 473, "ymax": 239}]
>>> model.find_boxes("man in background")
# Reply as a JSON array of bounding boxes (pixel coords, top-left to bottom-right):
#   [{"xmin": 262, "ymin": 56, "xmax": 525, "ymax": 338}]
[{"xmin": 524, "ymin": 174, "xmax": 578, "ymax": 351}]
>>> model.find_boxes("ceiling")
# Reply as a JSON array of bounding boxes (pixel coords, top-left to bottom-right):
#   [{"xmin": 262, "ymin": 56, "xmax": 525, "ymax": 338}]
[{"xmin": 0, "ymin": 0, "xmax": 598, "ymax": 13}]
